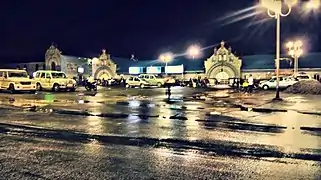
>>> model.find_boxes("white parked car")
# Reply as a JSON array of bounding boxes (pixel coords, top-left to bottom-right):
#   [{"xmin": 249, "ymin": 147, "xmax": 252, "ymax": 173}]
[
  {"xmin": 259, "ymin": 76, "xmax": 298, "ymax": 90},
  {"xmin": 295, "ymin": 74, "xmax": 312, "ymax": 81},
  {"xmin": 0, "ymin": 69, "xmax": 36, "ymax": 93},
  {"xmin": 34, "ymin": 70, "xmax": 77, "ymax": 92},
  {"xmin": 138, "ymin": 74, "xmax": 166, "ymax": 87},
  {"xmin": 125, "ymin": 76, "xmax": 151, "ymax": 88}
]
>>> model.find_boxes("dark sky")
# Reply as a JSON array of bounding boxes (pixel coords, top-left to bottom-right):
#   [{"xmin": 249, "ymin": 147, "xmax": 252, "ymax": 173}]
[{"xmin": 0, "ymin": 0, "xmax": 320, "ymax": 62}]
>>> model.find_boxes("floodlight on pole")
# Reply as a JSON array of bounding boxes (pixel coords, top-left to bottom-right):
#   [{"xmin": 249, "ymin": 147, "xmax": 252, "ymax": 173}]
[{"xmin": 260, "ymin": 0, "xmax": 296, "ymax": 101}]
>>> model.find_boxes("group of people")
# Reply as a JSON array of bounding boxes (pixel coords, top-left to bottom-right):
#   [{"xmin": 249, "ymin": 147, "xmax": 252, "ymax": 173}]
[{"xmin": 241, "ymin": 74, "xmax": 255, "ymax": 94}]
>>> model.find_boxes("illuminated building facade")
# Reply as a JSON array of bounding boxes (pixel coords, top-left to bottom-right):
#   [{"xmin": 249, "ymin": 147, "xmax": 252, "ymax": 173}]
[{"xmin": 2, "ymin": 43, "xmax": 321, "ymax": 81}]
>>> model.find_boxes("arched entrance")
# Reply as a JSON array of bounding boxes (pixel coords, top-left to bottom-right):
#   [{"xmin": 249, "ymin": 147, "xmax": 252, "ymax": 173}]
[
  {"xmin": 51, "ymin": 62, "xmax": 56, "ymax": 70},
  {"xmin": 216, "ymin": 71, "xmax": 229, "ymax": 81},
  {"xmin": 206, "ymin": 63, "xmax": 239, "ymax": 84},
  {"xmin": 94, "ymin": 66, "xmax": 115, "ymax": 80},
  {"xmin": 96, "ymin": 70, "xmax": 112, "ymax": 80}
]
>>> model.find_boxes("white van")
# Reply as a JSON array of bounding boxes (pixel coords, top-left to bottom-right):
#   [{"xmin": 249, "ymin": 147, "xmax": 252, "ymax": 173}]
[
  {"xmin": 34, "ymin": 70, "xmax": 77, "ymax": 92},
  {"xmin": 0, "ymin": 69, "xmax": 36, "ymax": 93}
]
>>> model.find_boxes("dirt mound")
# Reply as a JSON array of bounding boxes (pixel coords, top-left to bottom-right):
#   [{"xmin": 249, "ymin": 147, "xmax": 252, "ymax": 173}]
[{"xmin": 285, "ymin": 80, "xmax": 321, "ymax": 95}]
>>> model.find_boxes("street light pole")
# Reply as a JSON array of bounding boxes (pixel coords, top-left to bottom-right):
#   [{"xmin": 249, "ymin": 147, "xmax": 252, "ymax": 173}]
[
  {"xmin": 159, "ymin": 52, "xmax": 173, "ymax": 76},
  {"xmin": 275, "ymin": 13, "xmax": 281, "ymax": 100},
  {"xmin": 287, "ymin": 40, "xmax": 303, "ymax": 77},
  {"xmin": 165, "ymin": 62, "xmax": 168, "ymax": 75},
  {"xmin": 294, "ymin": 56, "xmax": 298, "ymax": 75},
  {"xmin": 261, "ymin": 0, "xmax": 294, "ymax": 101}
]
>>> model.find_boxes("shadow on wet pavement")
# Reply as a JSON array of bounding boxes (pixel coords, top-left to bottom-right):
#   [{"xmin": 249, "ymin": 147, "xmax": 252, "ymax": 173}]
[{"xmin": 0, "ymin": 122, "xmax": 321, "ymax": 162}]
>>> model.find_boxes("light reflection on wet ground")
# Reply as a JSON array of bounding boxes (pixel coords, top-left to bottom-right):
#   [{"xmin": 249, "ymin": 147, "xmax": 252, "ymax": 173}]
[
  {"xmin": 0, "ymin": 88, "xmax": 321, "ymax": 159},
  {"xmin": 0, "ymin": 133, "xmax": 320, "ymax": 179}
]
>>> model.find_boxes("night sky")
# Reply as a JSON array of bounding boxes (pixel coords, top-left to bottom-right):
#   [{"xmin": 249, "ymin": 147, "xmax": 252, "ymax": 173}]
[{"xmin": 0, "ymin": 0, "xmax": 320, "ymax": 62}]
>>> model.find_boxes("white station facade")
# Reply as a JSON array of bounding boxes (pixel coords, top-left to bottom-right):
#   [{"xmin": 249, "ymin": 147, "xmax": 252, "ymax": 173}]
[{"xmin": 3, "ymin": 41, "xmax": 321, "ymax": 81}]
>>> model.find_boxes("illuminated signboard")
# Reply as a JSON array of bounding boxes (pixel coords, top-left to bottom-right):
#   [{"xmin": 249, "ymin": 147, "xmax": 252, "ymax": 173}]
[
  {"xmin": 129, "ymin": 67, "xmax": 143, "ymax": 74},
  {"xmin": 146, "ymin": 66, "xmax": 161, "ymax": 74},
  {"xmin": 165, "ymin": 65, "xmax": 184, "ymax": 74}
]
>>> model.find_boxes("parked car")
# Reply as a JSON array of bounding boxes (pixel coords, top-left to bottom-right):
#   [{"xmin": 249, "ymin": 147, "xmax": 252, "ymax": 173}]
[
  {"xmin": 125, "ymin": 76, "xmax": 151, "ymax": 88},
  {"xmin": 295, "ymin": 74, "xmax": 312, "ymax": 81},
  {"xmin": 259, "ymin": 76, "xmax": 298, "ymax": 90},
  {"xmin": 138, "ymin": 74, "xmax": 166, "ymax": 87},
  {"xmin": 34, "ymin": 70, "xmax": 77, "ymax": 92},
  {"xmin": 0, "ymin": 69, "xmax": 36, "ymax": 93}
]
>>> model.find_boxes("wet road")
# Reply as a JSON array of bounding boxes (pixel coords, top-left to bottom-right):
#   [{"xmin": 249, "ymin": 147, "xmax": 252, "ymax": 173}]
[{"xmin": 1, "ymin": 87, "xmax": 321, "ymax": 179}]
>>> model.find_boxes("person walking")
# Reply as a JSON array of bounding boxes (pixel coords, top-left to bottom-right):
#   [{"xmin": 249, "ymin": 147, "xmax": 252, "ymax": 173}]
[
  {"xmin": 247, "ymin": 74, "xmax": 254, "ymax": 94},
  {"xmin": 242, "ymin": 80, "xmax": 248, "ymax": 93}
]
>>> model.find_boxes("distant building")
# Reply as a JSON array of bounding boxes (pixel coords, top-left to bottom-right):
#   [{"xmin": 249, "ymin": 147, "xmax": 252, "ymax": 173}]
[
  {"xmin": 3, "ymin": 42, "xmax": 321, "ymax": 81},
  {"xmin": 3, "ymin": 45, "xmax": 119, "ymax": 80}
]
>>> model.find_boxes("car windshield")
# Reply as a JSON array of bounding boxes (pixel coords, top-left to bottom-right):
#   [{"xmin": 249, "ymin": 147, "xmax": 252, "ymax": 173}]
[
  {"xmin": 8, "ymin": 71, "xmax": 28, "ymax": 78},
  {"xmin": 52, "ymin": 72, "xmax": 66, "ymax": 78},
  {"xmin": 269, "ymin": 78, "xmax": 276, "ymax": 82},
  {"xmin": 154, "ymin": 74, "xmax": 163, "ymax": 78}
]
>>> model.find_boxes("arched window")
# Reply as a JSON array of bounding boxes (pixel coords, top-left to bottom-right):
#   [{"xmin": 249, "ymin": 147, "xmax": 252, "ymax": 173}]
[
  {"xmin": 35, "ymin": 64, "xmax": 39, "ymax": 71},
  {"xmin": 43, "ymin": 64, "xmax": 46, "ymax": 70}
]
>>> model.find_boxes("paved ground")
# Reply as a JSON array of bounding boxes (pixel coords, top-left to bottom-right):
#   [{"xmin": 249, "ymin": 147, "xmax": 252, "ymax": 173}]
[{"xmin": 0, "ymin": 87, "xmax": 321, "ymax": 179}]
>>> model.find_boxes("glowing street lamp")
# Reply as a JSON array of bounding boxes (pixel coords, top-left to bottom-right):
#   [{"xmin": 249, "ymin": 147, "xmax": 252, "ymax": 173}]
[
  {"xmin": 159, "ymin": 52, "xmax": 173, "ymax": 74},
  {"xmin": 260, "ymin": 0, "xmax": 296, "ymax": 101},
  {"xmin": 286, "ymin": 40, "xmax": 303, "ymax": 76},
  {"xmin": 187, "ymin": 45, "xmax": 201, "ymax": 59},
  {"xmin": 305, "ymin": 0, "xmax": 321, "ymax": 10}
]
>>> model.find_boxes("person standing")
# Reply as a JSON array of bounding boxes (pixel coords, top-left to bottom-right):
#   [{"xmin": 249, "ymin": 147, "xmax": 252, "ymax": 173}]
[{"xmin": 247, "ymin": 74, "xmax": 254, "ymax": 94}]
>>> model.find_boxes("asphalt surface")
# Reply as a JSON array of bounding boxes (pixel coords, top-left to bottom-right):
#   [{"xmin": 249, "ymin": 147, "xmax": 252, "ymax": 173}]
[{"xmin": 0, "ymin": 86, "xmax": 321, "ymax": 179}]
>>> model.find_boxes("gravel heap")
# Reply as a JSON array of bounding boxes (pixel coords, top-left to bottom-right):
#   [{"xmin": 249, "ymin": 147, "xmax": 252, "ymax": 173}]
[{"xmin": 285, "ymin": 80, "xmax": 321, "ymax": 95}]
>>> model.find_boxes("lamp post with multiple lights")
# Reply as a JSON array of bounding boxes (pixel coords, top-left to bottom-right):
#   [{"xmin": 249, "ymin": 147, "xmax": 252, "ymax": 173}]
[
  {"xmin": 159, "ymin": 52, "xmax": 173, "ymax": 74},
  {"xmin": 260, "ymin": 0, "xmax": 297, "ymax": 101},
  {"xmin": 286, "ymin": 40, "xmax": 303, "ymax": 76},
  {"xmin": 305, "ymin": 0, "xmax": 321, "ymax": 10},
  {"xmin": 187, "ymin": 45, "xmax": 201, "ymax": 59}
]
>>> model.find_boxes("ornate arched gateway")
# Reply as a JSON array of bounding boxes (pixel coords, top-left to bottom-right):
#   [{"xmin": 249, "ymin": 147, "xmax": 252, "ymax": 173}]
[
  {"xmin": 204, "ymin": 41, "xmax": 242, "ymax": 83},
  {"xmin": 92, "ymin": 49, "xmax": 117, "ymax": 80},
  {"xmin": 94, "ymin": 66, "xmax": 115, "ymax": 80},
  {"xmin": 45, "ymin": 45, "xmax": 62, "ymax": 71}
]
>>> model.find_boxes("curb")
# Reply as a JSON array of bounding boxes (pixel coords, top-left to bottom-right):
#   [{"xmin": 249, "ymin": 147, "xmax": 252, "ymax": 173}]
[
  {"xmin": 52, "ymin": 108, "xmax": 160, "ymax": 119},
  {"xmin": 297, "ymin": 111, "xmax": 321, "ymax": 116},
  {"xmin": 300, "ymin": 127, "xmax": 321, "ymax": 132},
  {"xmin": 239, "ymin": 105, "xmax": 287, "ymax": 113}
]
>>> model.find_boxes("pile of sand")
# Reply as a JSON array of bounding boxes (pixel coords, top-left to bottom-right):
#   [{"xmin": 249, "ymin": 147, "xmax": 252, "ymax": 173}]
[{"xmin": 284, "ymin": 80, "xmax": 321, "ymax": 95}]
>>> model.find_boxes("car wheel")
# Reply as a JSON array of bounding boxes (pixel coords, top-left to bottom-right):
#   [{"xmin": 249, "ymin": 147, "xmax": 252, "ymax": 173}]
[
  {"xmin": 70, "ymin": 88, "xmax": 76, "ymax": 92},
  {"xmin": 30, "ymin": 90, "xmax": 36, "ymax": 94},
  {"xmin": 263, "ymin": 85, "xmax": 269, "ymax": 90},
  {"xmin": 140, "ymin": 84, "xmax": 145, "ymax": 88},
  {"xmin": 36, "ymin": 83, "xmax": 42, "ymax": 91},
  {"xmin": 8, "ymin": 84, "xmax": 15, "ymax": 94},
  {"xmin": 157, "ymin": 82, "xmax": 162, "ymax": 88},
  {"xmin": 52, "ymin": 84, "xmax": 60, "ymax": 92}
]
